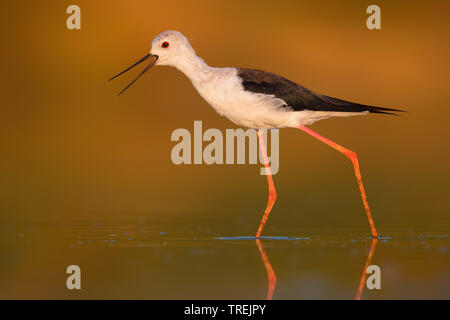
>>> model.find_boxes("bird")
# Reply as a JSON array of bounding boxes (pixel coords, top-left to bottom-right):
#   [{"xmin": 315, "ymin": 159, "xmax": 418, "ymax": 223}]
[{"xmin": 109, "ymin": 30, "xmax": 403, "ymax": 239}]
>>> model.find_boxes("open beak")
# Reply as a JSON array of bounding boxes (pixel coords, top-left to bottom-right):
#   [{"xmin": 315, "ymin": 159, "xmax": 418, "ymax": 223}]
[{"xmin": 108, "ymin": 53, "xmax": 158, "ymax": 96}]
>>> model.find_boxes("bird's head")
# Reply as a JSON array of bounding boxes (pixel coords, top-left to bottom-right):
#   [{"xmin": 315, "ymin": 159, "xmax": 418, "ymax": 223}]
[
  {"xmin": 150, "ymin": 30, "xmax": 194, "ymax": 66},
  {"xmin": 109, "ymin": 30, "xmax": 194, "ymax": 95}
]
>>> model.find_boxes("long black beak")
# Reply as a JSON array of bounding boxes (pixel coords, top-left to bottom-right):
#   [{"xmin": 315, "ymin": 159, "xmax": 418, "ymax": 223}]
[{"xmin": 108, "ymin": 53, "xmax": 158, "ymax": 96}]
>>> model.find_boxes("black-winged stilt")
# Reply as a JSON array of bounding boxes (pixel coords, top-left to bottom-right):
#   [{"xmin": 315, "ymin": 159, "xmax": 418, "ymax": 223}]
[{"xmin": 109, "ymin": 30, "xmax": 403, "ymax": 239}]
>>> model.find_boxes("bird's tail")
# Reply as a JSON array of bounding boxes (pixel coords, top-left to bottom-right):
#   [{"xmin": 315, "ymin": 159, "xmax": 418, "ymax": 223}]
[
  {"xmin": 361, "ymin": 105, "xmax": 405, "ymax": 116},
  {"xmin": 322, "ymin": 94, "xmax": 405, "ymax": 115}
]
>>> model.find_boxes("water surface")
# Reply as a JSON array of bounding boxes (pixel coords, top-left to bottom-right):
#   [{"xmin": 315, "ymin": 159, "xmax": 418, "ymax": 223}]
[{"xmin": 0, "ymin": 213, "xmax": 448, "ymax": 299}]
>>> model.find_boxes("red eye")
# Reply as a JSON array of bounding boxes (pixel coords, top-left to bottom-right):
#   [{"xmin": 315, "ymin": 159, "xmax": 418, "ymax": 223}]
[{"xmin": 162, "ymin": 42, "xmax": 169, "ymax": 48}]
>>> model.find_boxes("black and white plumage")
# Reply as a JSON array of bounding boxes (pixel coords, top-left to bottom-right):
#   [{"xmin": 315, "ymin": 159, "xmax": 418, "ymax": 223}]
[
  {"xmin": 110, "ymin": 30, "xmax": 402, "ymax": 128},
  {"xmin": 237, "ymin": 68, "xmax": 400, "ymax": 115}
]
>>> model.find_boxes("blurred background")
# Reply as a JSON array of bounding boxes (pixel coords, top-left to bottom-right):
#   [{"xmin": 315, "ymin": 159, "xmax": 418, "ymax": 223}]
[{"xmin": 0, "ymin": 0, "xmax": 448, "ymax": 299}]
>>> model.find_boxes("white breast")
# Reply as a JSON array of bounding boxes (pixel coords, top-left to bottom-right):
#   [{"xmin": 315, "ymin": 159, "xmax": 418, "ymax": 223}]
[{"xmin": 190, "ymin": 68, "xmax": 298, "ymax": 129}]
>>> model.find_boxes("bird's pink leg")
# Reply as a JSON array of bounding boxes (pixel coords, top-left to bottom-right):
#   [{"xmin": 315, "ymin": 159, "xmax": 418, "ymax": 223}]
[
  {"xmin": 298, "ymin": 125, "xmax": 378, "ymax": 238},
  {"xmin": 256, "ymin": 239, "xmax": 277, "ymax": 300},
  {"xmin": 355, "ymin": 238, "xmax": 378, "ymax": 300},
  {"xmin": 256, "ymin": 129, "xmax": 277, "ymax": 238}
]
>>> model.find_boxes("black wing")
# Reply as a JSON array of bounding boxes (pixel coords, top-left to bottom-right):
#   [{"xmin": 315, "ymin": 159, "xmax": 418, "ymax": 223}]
[{"xmin": 237, "ymin": 68, "xmax": 403, "ymax": 115}]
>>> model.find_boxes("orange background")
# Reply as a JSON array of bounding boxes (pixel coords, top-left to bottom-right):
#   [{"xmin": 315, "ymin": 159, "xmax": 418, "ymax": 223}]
[{"xmin": 1, "ymin": 0, "xmax": 449, "ymax": 234}]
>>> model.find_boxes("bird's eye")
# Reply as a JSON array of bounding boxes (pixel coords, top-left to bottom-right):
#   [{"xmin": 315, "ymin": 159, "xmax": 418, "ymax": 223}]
[{"xmin": 162, "ymin": 42, "xmax": 170, "ymax": 48}]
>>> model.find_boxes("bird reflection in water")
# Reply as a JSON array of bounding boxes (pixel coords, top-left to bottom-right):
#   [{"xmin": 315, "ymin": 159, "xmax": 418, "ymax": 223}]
[
  {"xmin": 256, "ymin": 239, "xmax": 277, "ymax": 300},
  {"xmin": 255, "ymin": 238, "xmax": 378, "ymax": 300},
  {"xmin": 355, "ymin": 238, "xmax": 378, "ymax": 300}
]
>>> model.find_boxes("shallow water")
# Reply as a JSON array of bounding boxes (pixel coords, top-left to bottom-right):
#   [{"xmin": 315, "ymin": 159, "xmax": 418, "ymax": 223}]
[{"xmin": 0, "ymin": 213, "xmax": 448, "ymax": 300}]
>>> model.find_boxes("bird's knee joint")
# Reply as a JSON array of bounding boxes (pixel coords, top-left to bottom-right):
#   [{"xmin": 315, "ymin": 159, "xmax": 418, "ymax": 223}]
[
  {"xmin": 345, "ymin": 149, "xmax": 358, "ymax": 163},
  {"xmin": 269, "ymin": 190, "xmax": 277, "ymax": 201}
]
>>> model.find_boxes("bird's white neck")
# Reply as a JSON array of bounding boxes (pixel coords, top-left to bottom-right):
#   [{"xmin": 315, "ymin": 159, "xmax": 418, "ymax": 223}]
[{"xmin": 172, "ymin": 52, "xmax": 214, "ymax": 84}]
